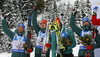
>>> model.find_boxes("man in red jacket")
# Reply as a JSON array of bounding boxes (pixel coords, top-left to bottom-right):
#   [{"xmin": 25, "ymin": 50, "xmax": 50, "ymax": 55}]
[
  {"xmin": 91, "ymin": 6, "xmax": 100, "ymax": 57},
  {"xmin": 92, "ymin": 6, "xmax": 100, "ymax": 25}
]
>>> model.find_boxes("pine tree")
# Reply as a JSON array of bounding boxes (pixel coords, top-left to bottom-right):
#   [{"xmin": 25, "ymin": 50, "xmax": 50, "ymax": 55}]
[
  {"xmin": 0, "ymin": 19, "xmax": 3, "ymax": 37},
  {"xmin": 0, "ymin": 0, "xmax": 5, "ymax": 37},
  {"xmin": 0, "ymin": 15, "xmax": 3, "ymax": 37},
  {"xmin": 0, "ymin": 35, "xmax": 12, "ymax": 53},
  {"xmin": 41, "ymin": 0, "xmax": 58, "ymax": 21},
  {"xmin": 84, "ymin": 0, "xmax": 91, "ymax": 19},
  {"xmin": 2, "ymin": 0, "xmax": 35, "ymax": 29},
  {"xmin": 0, "ymin": 0, "xmax": 4, "ymax": 9},
  {"xmin": 64, "ymin": 2, "xmax": 73, "ymax": 29}
]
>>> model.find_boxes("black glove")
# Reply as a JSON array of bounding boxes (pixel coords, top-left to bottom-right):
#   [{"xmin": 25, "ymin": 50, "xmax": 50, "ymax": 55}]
[
  {"xmin": 61, "ymin": 13, "xmax": 64, "ymax": 16},
  {"xmin": 71, "ymin": 9, "xmax": 77, "ymax": 16},
  {"xmin": 93, "ymin": 12, "xmax": 97, "ymax": 16}
]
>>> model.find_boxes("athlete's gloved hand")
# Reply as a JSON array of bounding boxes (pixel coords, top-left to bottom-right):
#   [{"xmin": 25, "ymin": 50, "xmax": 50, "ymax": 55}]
[
  {"xmin": 86, "ymin": 45, "xmax": 93, "ymax": 50},
  {"xmin": 93, "ymin": 6, "xmax": 99, "ymax": 16},
  {"xmin": 45, "ymin": 43, "xmax": 51, "ymax": 48},
  {"xmin": 28, "ymin": 49, "xmax": 33, "ymax": 53},
  {"xmin": 93, "ymin": 6, "xmax": 99, "ymax": 13},
  {"xmin": 33, "ymin": 5, "xmax": 38, "ymax": 11},
  {"xmin": 71, "ymin": 9, "xmax": 77, "ymax": 16}
]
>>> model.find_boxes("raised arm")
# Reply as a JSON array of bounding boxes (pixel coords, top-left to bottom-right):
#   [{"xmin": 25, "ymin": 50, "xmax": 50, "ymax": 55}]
[
  {"xmin": 92, "ymin": 14, "xmax": 100, "ymax": 25},
  {"xmin": 92, "ymin": 6, "xmax": 100, "ymax": 25},
  {"xmin": 2, "ymin": 19, "xmax": 15, "ymax": 40},
  {"xmin": 32, "ymin": 10, "xmax": 40, "ymax": 35},
  {"xmin": 70, "ymin": 14, "xmax": 82, "ymax": 37}
]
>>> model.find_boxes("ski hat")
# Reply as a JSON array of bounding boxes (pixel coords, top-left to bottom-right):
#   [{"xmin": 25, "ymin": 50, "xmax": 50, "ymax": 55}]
[
  {"xmin": 54, "ymin": 17, "xmax": 61, "ymax": 26},
  {"xmin": 18, "ymin": 23, "xmax": 25, "ymax": 30},
  {"xmin": 40, "ymin": 20, "xmax": 47, "ymax": 25},
  {"xmin": 56, "ymin": 17, "xmax": 60, "ymax": 20},
  {"xmin": 82, "ymin": 17, "xmax": 91, "ymax": 25}
]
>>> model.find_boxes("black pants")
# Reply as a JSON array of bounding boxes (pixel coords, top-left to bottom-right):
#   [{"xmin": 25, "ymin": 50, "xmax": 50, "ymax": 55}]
[{"xmin": 57, "ymin": 53, "xmax": 74, "ymax": 57}]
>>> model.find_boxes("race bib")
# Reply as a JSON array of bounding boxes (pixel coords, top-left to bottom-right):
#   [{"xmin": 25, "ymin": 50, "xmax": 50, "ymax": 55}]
[
  {"xmin": 36, "ymin": 31, "xmax": 46, "ymax": 49},
  {"xmin": 79, "ymin": 46, "xmax": 87, "ymax": 50}
]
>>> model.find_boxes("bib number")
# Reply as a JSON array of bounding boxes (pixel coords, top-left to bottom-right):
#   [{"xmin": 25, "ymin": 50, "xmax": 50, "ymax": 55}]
[{"xmin": 79, "ymin": 46, "xmax": 87, "ymax": 50}]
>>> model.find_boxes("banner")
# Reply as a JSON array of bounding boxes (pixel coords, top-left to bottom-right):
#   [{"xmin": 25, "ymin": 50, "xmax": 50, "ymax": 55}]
[{"xmin": 91, "ymin": 0, "xmax": 100, "ymax": 19}]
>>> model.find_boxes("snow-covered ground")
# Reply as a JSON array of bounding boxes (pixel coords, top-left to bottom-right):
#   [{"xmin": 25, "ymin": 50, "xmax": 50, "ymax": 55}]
[
  {"xmin": 0, "ymin": 52, "xmax": 12, "ymax": 57},
  {"xmin": 73, "ymin": 45, "xmax": 79, "ymax": 56}
]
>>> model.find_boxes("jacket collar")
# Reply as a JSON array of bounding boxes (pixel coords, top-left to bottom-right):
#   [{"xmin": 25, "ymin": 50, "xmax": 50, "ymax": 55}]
[
  {"xmin": 15, "ymin": 29, "xmax": 25, "ymax": 35},
  {"xmin": 40, "ymin": 28, "xmax": 46, "ymax": 32}
]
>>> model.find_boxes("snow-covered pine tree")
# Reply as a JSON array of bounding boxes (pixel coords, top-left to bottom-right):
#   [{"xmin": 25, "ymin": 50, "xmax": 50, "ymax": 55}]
[
  {"xmin": 57, "ymin": 1, "xmax": 73, "ymax": 29},
  {"xmin": 0, "ymin": 15, "xmax": 3, "ymax": 37},
  {"xmin": 64, "ymin": 2, "xmax": 73, "ymax": 29},
  {"xmin": 0, "ymin": 0, "xmax": 4, "ymax": 37},
  {"xmin": 41, "ymin": 0, "xmax": 58, "ymax": 22},
  {"xmin": 0, "ymin": 0, "xmax": 4, "ymax": 9},
  {"xmin": 83, "ymin": 0, "xmax": 91, "ymax": 19},
  {"xmin": 74, "ymin": 0, "xmax": 82, "ymax": 28},
  {"xmin": 0, "ymin": 35, "xmax": 12, "ymax": 53},
  {"xmin": 41, "ymin": 0, "xmax": 73, "ymax": 29},
  {"xmin": 2, "ymin": 0, "xmax": 35, "ymax": 29}
]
